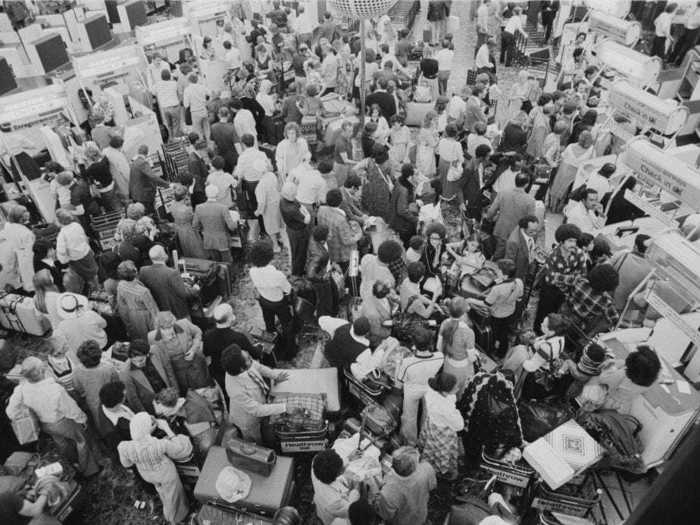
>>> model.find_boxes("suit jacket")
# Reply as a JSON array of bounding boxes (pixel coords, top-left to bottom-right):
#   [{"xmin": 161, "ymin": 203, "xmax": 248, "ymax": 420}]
[
  {"xmin": 193, "ymin": 201, "xmax": 237, "ymax": 251},
  {"xmin": 129, "ymin": 156, "xmax": 168, "ymax": 203},
  {"xmin": 317, "ymin": 206, "xmax": 357, "ymax": 264},
  {"xmin": 138, "ymin": 263, "xmax": 194, "ymax": 320},
  {"xmin": 486, "ymin": 187, "xmax": 536, "ymax": 240},
  {"xmin": 306, "ymin": 238, "xmax": 329, "ymax": 280},
  {"xmin": 210, "ymin": 121, "xmax": 238, "ymax": 171},
  {"xmin": 225, "ymin": 362, "xmax": 286, "ymax": 444},
  {"xmin": 187, "ymin": 152, "xmax": 209, "ymax": 194},
  {"xmin": 505, "ymin": 227, "xmax": 532, "ymax": 281}
]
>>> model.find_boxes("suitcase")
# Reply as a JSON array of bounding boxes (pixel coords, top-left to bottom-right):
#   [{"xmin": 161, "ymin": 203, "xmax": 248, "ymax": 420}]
[
  {"xmin": 182, "ymin": 257, "xmax": 234, "ymax": 303},
  {"xmin": 471, "ymin": 312, "xmax": 494, "ymax": 356},
  {"xmin": 0, "ymin": 293, "xmax": 51, "ymax": 336},
  {"xmin": 197, "ymin": 503, "xmax": 274, "ymax": 525},
  {"xmin": 194, "ymin": 446, "xmax": 295, "ymax": 518}
]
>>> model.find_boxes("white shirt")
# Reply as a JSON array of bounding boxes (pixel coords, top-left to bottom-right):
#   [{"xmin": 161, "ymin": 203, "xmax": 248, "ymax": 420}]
[
  {"xmin": 256, "ymin": 92, "xmax": 276, "ymax": 116},
  {"xmin": 436, "ymin": 48, "xmax": 454, "ymax": 71},
  {"xmin": 655, "ymin": 11, "xmax": 673, "ymax": 37},
  {"xmin": 233, "ymin": 109, "xmax": 257, "ymax": 139},
  {"xmin": 233, "ymin": 148, "xmax": 271, "ymax": 182},
  {"xmin": 447, "ymin": 95, "xmax": 467, "ymax": 121},
  {"xmin": 56, "ymin": 222, "xmax": 91, "ymax": 263},
  {"xmin": 290, "ymin": 163, "xmax": 327, "ymax": 205},
  {"xmin": 397, "ymin": 352, "xmax": 445, "ymax": 390},
  {"xmin": 224, "ymin": 47, "xmax": 241, "ymax": 69},
  {"xmin": 423, "ymin": 388, "xmax": 464, "ymax": 431},
  {"xmin": 207, "ymin": 170, "xmax": 237, "ymax": 207},
  {"xmin": 249, "ymin": 264, "xmax": 291, "ymax": 302},
  {"xmin": 467, "ymin": 134, "xmax": 491, "ymax": 158},
  {"xmin": 475, "ymin": 43, "xmax": 493, "ymax": 69},
  {"xmin": 686, "ymin": 7, "xmax": 700, "ymax": 29},
  {"xmin": 154, "ymin": 79, "xmax": 179, "ymax": 108},
  {"xmin": 492, "ymin": 168, "xmax": 517, "ymax": 194},
  {"xmin": 504, "ymin": 14, "xmax": 524, "ymax": 35},
  {"xmin": 103, "ymin": 146, "xmax": 130, "ymax": 197},
  {"xmin": 183, "ymin": 82, "xmax": 209, "ymax": 113},
  {"xmin": 477, "ymin": 3, "xmax": 489, "ymax": 33},
  {"xmin": 321, "ymin": 53, "xmax": 338, "ymax": 88},
  {"xmin": 563, "ymin": 200, "xmax": 605, "ymax": 234}
]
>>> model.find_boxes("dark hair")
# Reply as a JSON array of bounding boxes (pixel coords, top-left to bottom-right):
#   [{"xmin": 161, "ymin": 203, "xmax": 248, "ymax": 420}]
[
  {"xmin": 352, "ymin": 317, "xmax": 371, "ymax": 336},
  {"xmin": 344, "ymin": 174, "xmax": 362, "ymax": 189},
  {"xmin": 496, "ymin": 258, "xmax": 516, "ymax": 279},
  {"xmin": 475, "ymin": 143, "xmax": 491, "ymax": 159},
  {"xmin": 546, "ymin": 313, "xmax": 570, "ymax": 335},
  {"xmin": 409, "ymin": 235, "xmax": 424, "ymax": 250},
  {"xmin": 518, "ymin": 215, "xmax": 538, "ymax": 229},
  {"xmin": 474, "ymin": 121, "xmax": 487, "ymax": 135},
  {"xmin": 129, "ymin": 339, "xmax": 150, "ymax": 356},
  {"xmin": 634, "ymin": 234, "xmax": 651, "ymax": 254},
  {"xmin": 211, "ymin": 156, "xmax": 225, "ymax": 170},
  {"xmin": 377, "ymin": 240, "xmax": 402, "ymax": 264},
  {"xmin": 250, "ymin": 241, "xmax": 275, "ymax": 267},
  {"xmin": 33, "ymin": 238, "xmax": 53, "ymax": 260},
  {"xmin": 425, "ymin": 221, "xmax": 447, "ymax": 240},
  {"xmin": 515, "ymin": 172, "xmax": 529, "ymax": 188},
  {"xmin": 555, "ymin": 224, "xmax": 582, "ymax": 243},
  {"xmin": 187, "ymin": 131, "xmax": 200, "ymax": 145},
  {"xmin": 318, "ymin": 160, "xmax": 334, "ymax": 174},
  {"xmin": 221, "ymin": 344, "xmax": 247, "ymax": 376},
  {"xmin": 407, "ymin": 261, "xmax": 426, "ymax": 283},
  {"xmin": 99, "ymin": 381, "xmax": 126, "ymax": 409},
  {"xmin": 412, "ymin": 327, "xmax": 433, "ymax": 352},
  {"xmin": 588, "ymin": 264, "xmax": 619, "ymax": 293},
  {"xmin": 428, "ymin": 372, "xmax": 457, "ymax": 393},
  {"xmin": 372, "ymin": 280, "xmax": 390, "ymax": 299},
  {"xmin": 45, "ymin": 161, "xmax": 65, "ymax": 173},
  {"xmin": 577, "ymin": 232, "xmax": 594, "ymax": 249},
  {"xmin": 241, "ymin": 134, "xmax": 255, "ymax": 147},
  {"xmin": 326, "ymin": 189, "xmax": 343, "ymax": 207},
  {"xmin": 312, "ymin": 224, "xmax": 329, "ymax": 242},
  {"xmin": 348, "ymin": 499, "xmax": 377, "ymax": 525},
  {"xmin": 273, "ymin": 507, "xmax": 301, "ymax": 525},
  {"xmin": 444, "ymin": 123, "xmax": 458, "ymax": 138},
  {"xmin": 626, "ymin": 345, "xmax": 661, "ymax": 387},
  {"xmin": 77, "ymin": 340, "xmax": 103, "ymax": 368},
  {"xmin": 312, "ymin": 449, "xmax": 344, "ymax": 484}
]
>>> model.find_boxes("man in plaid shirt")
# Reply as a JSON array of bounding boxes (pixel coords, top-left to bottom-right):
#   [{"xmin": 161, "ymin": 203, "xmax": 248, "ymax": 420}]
[
  {"xmin": 533, "ymin": 224, "xmax": 587, "ymax": 333},
  {"xmin": 565, "ymin": 265, "xmax": 620, "ymax": 333}
]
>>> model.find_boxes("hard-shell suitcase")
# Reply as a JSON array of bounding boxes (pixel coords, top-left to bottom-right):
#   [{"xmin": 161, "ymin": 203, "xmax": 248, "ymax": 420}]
[
  {"xmin": 194, "ymin": 446, "xmax": 295, "ymax": 518},
  {"xmin": 0, "ymin": 293, "xmax": 51, "ymax": 336},
  {"xmin": 182, "ymin": 257, "xmax": 234, "ymax": 303}
]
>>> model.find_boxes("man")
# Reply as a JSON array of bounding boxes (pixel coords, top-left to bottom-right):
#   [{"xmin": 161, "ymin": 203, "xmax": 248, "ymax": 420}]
[
  {"xmin": 374, "ymin": 446, "xmax": 436, "ymax": 525},
  {"xmin": 491, "ymin": 153, "xmax": 521, "ymax": 195},
  {"xmin": 476, "ymin": 37, "xmax": 497, "ymax": 76},
  {"xmin": 505, "ymin": 215, "xmax": 540, "ymax": 281},
  {"xmin": 365, "ymin": 78, "xmax": 397, "ymax": 120},
  {"xmin": 121, "ymin": 340, "xmax": 177, "ymax": 411},
  {"xmin": 333, "ymin": 120, "xmax": 357, "ymax": 185},
  {"xmin": 395, "ymin": 29, "xmax": 413, "ymax": 68},
  {"xmin": 91, "ymin": 113, "xmax": 114, "ymax": 150},
  {"xmin": 317, "ymin": 189, "xmax": 362, "ymax": 272},
  {"xmin": 486, "ymin": 172, "xmax": 536, "ymax": 260},
  {"xmin": 573, "ymin": 162, "xmax": 615, "ymax": 206},
  {"xmin": 139, "ymin": 245, "xmax": 199, "ymax": 320},
  {"xmin": 379, "ymin": 43, "xmax": 409, "ymax": 78},
  {"xmin": 193, "ymin": 185, "xmax": 238, "ymax": 262},
  {"xmin": 446, "ymin": 86, "xmax": 468, "ymax": 126},
  {"xmin": 318, "ymin": 12, "xmax": 338, "ymax": 43},
  {"xmin": 609, "ymin": 234, "xmax": 652, "ymax": 311},
  {"xmin": 533, "ymin": 224, "xmax": 587, "ymax": 333},
  {"xmin": 280, "ymin": 81, "xmax": 304, "ymax": 124},
  {"xmin": 129, "ymin": 145, "xmax": 169, "ymax": 215},
  {"xmin": 183, "ymin": 74, "xmax": 210, "ymax": 141},
  {"xmin": 323, "ymin": 317, "xmax": 371, "ymax": 368},
  {"xmin": 339, "ymin": 174, "xmax": 366, "ymax": 225},
  {"xmin": 289, "ymin": 154, "xmax": 326, "ymax": 214},
  {"xmin": 564, "ymin": 188, "xmax": 605, "ymax": 234},
  {"xmin": 231, "ymin": 98, "xmax": 257, "ymax": 140},
  {"xmin": 210, "ymin": 107, "xmax": 239, "ymax": 173},
  {"xmin": 55, "ymin": 209, "xmax": 99, "ymax": 294},
  {"xmin": 476, "ymin": 0, "xmax": 491, "ymax": 52},
  {"xmin": 233, "ymin": 134, "xmax": 272, "ymax": 234},
  {"xmin": 267, "ymin": 1, "xmax": 288, "ymax": 30},
  {"xmin": 435, "ymin": 39, "xmax": 454, "ymax": 95},
  {"xmin": 501, "ymin": 6, "xmax": 526, "ymax": 67},
  {"xmin": 203, "ymin": 303, "xmax": 259, "ymax": 399},
  {"xmin": 563, "ymin": 264, "xmax": 620, "ymax": 334},
  {"xmin": 222, "ymin": 40, "xmax": 241, "ymax": 72},
  {"xmin": 374, "ymin": 60, "xmax": 399, "ymax": 89},
  {"xmin": 466, "ymin": 121, "xmax": 491, "ymax": 158},
  {"xmin": 154, "ymin": 69, "xmax": 180, "ymax": 139},
  {"xmin": 55, "ymin": 170, "xmax": 96, "ymax": 222},
  {"xmin": 280, "ymin": 181, "xmax": 312, "ymax": 277},
  {"xmin": 463, "ymin": 83, "xmax": 488, "ymax": 132},
  {"xmin": 319, "ymin": 39, "xmax": 338, "ymax": 95},
  {"xmin": 187, "ymin": 139, "xmax": 210, "ymax": 208},
  {"xmin": 103, "ymin": 135, "xmax": 130, "ymax": 206}
]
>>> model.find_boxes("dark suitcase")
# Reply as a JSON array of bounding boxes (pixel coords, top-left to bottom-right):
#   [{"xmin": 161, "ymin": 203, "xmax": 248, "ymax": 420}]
[
  {"xmin": 194, "ymin": 446, "xmax": 295, "ymax": 518},
  {"xmin": 197, "ymin": 503, "xmax": 274, "ymax": 525},
  {"xmin": 471, "ymin": 312, "xmax": 494, "ymax": 356},
  {"xmin": 182, "ymin": 257, "xmax": 234, "ymax": 303}
]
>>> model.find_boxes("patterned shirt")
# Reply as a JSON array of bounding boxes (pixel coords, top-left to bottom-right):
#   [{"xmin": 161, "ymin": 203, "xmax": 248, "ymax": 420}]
[
  {"xmin": 567, "ymin": 276, "xmax": 620, "ymax": 327},
  {"xmin": 543, "ymin": 245, "xmax": 587, "ymax": 292}
]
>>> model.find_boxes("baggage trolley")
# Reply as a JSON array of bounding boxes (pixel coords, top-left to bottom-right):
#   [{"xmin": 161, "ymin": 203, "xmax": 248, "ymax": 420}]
[
  {"xmin": 531, "ymin": 480, "xmax": 602, "ymax": 521},
  {"xmin": 273, "ymin": 423, "xmax": 330, "ymax": 454},
  {"xmin": 479, "ymin": 452, "xmax": 537, "ymax": 514}
]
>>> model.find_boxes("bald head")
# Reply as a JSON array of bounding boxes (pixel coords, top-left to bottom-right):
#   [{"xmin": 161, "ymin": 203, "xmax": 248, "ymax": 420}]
[{"xmin": 149, "ymin": 245, "xmax": 168, "ymax": 263}]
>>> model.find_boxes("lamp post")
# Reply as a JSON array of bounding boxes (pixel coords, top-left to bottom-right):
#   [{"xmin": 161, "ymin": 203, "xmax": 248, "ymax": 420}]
[{"xmin": 327, "ymin": 0, "xmax": 399, "ymax": 127}]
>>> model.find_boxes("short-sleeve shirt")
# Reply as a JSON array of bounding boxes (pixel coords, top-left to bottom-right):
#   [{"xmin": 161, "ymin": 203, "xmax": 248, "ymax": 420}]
[
  {"xmin": 0, "ymin": 491, "xmax": 29, "ymax": 525},
  {"xmin": 485, "ymin": 279, "xmax": 524, "ymax": 319},
  {"xmin": 333, "ymin": 135, "xmax": 352, "ymax": 164}
]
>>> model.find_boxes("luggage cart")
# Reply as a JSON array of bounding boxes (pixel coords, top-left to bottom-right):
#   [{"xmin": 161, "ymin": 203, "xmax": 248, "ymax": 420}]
[
  {"xmin": 531, "ymin": 480, "xmax": 603, "ymax": 523},
  {"xmin": 89, "ymin": 209, "xmax": 123, "ymax": 252},
  {"xmin": 479, "ymin": 452, "xmax": 537, "ymax": 514}
]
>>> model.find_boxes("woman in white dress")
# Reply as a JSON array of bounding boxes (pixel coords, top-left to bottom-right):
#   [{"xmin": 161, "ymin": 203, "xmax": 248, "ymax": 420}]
[
  {"xmin": 415, "ymin": 111, "xmax": 440, "ymax": 187},
  {"xmin": 255, "ymin": 171, "xmax": 285, "ymax": 252},
  {"xmin": 275, "ymin": 122, "xmax": 310, "ymax": 185}
]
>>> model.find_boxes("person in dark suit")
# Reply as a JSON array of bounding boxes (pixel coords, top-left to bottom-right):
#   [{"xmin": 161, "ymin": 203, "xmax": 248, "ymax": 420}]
[
  {"xmin": 188, "ymin": 140, "xmax": 210, "ymax": 208},
  {"xmin": 210, "ymin": 107, "xmax": 239, "ymax": 173},
  {"xmin": 505, "ymin": 215, "xmax": 540, "ymax": 281},
  {"xmin": 365, "ymin": 78, "xmax": 397, "ymax": 120},
  {"xmin": 138, "ymin": 245, "xmax": 198, "ymax": 320},
  {"xmin": 193, "ymin": 185, "xmax": 238, "ymax": 262},
  {"xmin": 485, "ymin": 172, "xmax": 536, "ymax": 260},
  {"xmin": 306, "ymin": 225, "xmax": 339, "ymax": 317},
  {"xmin": 129, "ymin": 145, "xmax": 169, "ymax": 215}
]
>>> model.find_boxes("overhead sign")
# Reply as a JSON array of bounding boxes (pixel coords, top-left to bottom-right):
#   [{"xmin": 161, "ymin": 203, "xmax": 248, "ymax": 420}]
[
  {"xmin": 623, "ymin": 140, "xmax": 700, "ymax": 211},
  {"xmin": 135, "ymin": 18, "xmax": 190, "ymax": 47},
  {"xmin": 0, "ymin": 85, "xmax": 69, "ymax": 125},
  {"xmin": 589, "ymin": 10, "xmax": 641, "ymax": 46},
  {"xmin": 73, "ymin": 44, "xmax": 144, "ymax": 78},
  {"xmin": 609, "ymin": 80, "xmax": 688, "ymax": 135}
]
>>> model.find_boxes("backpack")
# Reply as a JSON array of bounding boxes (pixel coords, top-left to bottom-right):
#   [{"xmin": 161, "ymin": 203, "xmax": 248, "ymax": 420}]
[{"xmin": 576, "ymin": 409, "xmax": 645, "ymax": 474}]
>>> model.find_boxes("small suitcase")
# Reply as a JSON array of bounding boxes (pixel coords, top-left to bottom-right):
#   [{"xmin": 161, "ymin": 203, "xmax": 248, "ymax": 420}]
[
  {"xmin": 0, "ymin": 293, "xmax": 51, "ymax": 336},
  {"xmin": 182, "ymin": 258, "xmax": 233, "ymax": 303},
  {"xmin": 194, "ymin": 446, "xmax": 295, "ymax": 518}
]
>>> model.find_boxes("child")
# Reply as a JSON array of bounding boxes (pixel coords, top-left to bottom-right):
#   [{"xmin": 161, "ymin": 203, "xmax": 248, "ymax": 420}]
[
  {"xmin": 446, "ymin": 234, "xmax": 486, "ymax": 278},
  {"xmin": 388, "ymin": 114, "xmax": 411, "ymax": 165},
  {"xmin": 369, "ymin": 104, "xmax": 390, "ymax": 144}
]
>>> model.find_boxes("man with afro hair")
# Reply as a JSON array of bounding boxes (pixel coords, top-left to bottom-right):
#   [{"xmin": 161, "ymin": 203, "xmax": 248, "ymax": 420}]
[
  {"xmin": 533, "ymin": 223, "xmax": 588, "ymax": 333},
  {"xmin": 562, "ymin": 263, "xmax": 620, "ymax": 334}
]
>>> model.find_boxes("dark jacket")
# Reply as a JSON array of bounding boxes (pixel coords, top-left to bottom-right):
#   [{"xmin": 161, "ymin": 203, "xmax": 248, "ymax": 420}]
[
  {"xmin": 361, "ymin": 161, "xmax": 393, "ymax": 224},
  {"xmin": 306, "ymin": 238, "xmax": 330, "ymax": 280},
  {"xmin": 129, "ymin": 156, "xmax": 169, "ymax": 204},
  {"xmin": 388, "ymin": 184, "xmax": 418, "ymax": 236},
  {"xmin": 203, "ymin": 327, "xmax": 258, "ymax": 388},
  {"xmin": 366, "ymin": 90, "xmax": 397, "ymax": 120},
  {"xmin": 280, "ymin": 198, "xmax": 308, "ymax": 231},
  {"xmin": 210, "ymin": 121, "xmax": 239, "ymax": 172},
  {"xmin": 505, "ymin": 227, "xmax": 532, "ymax": 281},
  {"xmin": 187, "ymin": 152, "xmax": 209, "ymax": 195},
  {"xmin": 138, "ymin": 263, "xmax": 195, "ymax": 320},
  {"xmin": 324, "ymin": 323, "xmax": 366, "ymax": 368}
]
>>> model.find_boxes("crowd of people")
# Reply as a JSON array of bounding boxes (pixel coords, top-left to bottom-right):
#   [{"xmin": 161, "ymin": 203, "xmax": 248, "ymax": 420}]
[{"xmin": 0, "ymin": 1, "xmax": 684, "ymax": 525}]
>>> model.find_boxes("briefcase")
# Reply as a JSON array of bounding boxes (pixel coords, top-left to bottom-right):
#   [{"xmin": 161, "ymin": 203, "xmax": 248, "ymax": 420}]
[
  {"xmin": 194, "ymin": 446, "xmax": 295, "ymax": 517},
  {"xmin": 224, "ymin": 437, "xmax": 277, "ymax": 477}
]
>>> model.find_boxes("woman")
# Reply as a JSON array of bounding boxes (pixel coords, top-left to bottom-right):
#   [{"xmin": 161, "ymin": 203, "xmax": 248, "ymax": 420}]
[
  {"xmin": 361, "ymin": 122, "xmax": 378, "ymax": 159},
  {"xmin": 33, "ymin": 238, "xmax": 64, "ymax": 292},
  {"xmin": 415, "ymin": 111, "xmax": 439, "ymax": 181},
  {"xmin": 389, "ymin": 115, "xmax": 411, "ymax": 166},
  {"xmin": 119, "ymin": 202, "xmax": 157, "ymax": 242},
  {"xmin": 84, "ymin": 142, "xmax": 119, "ymax": 212},
  {"xmin": 334, "ymin": 39, "xmax": 354, "ymax": 100},
  {"xmin": 437, "ymin": 123, "xmax": 464, "ymax": 204},
  {"xmin": 0, "ymin": 204, "xmax": 35, "ymax": 292},
  {"xmin": 169, "ymin": 184, "xmax": 206, "ymax": 258},
  {"xmin": 547, "ymin": 130, "xmax": 594, "ymax": 213},
  {"xmin": 359, "ymin": 280, "xmax": 394, "ymax": 347},
  {"xmin": 148, "ymin": 311, "xmax": 211, "ymax": 395},
  {"xmin": 421, "ymin": 222, "xmax": 448, "ymax": 278},
  {"xmin": 275, "ymin": 122, "xmax": 310, "ymax": 184},
  {"xmin": 118, "ymin": 412, "xmax": 192, "ymax": 524},
  {"xmin": 543, "ymin": 119, "xmax": 568, "ymax": 169},
  {"xmin": 116, "ymin": 260, "xmax": 159, "ymax": 340},
  {"xmin": 418, "ymin": 45, "xmax": 439, "ymax": 102},
  {"xmin": 7, "ymin": 357, "xmax": 100, "ymax": 476},
  {"xmin": 255, "ymin": 170, "xmax": 285, "ymax": 253},
  {"xmin": 527, "ymin": 95, "xmax": 553, "ymax": 158},
  {"xmin": 221, "ymin": 344, "xmax": 289, "ymax": 443},
  {"xmin": 369, "ymin": 104, "xmax": 390, "ymax": 144},
  {"xmin": 307, "ymin": 246, "xmax": 339, "ymax": 317},
  {"xmin": 458, "ymin": 370, "xmax": 523, "ymax": 468},
  {"xmin": 506, "ymin": 70, "xmax": 531, "ymax": 124},
  {"xmin": 568, "ymin": 109, "xmax": 598, "ymax": 146},
  {"xmin": 200, "ymin": 35, "xmax": 215, "ymax": 60},
  {"xmin": 389, "ymin": 165, "xmax": 419, "ymax": 247},
  {"xmin": 359, "ymin": 241, "xmax": 397, "ymax": 301},
  {"xmin": 437, "ymin": 297, "xmax": 478, "ymax": 398},
  {"xmin": 47, "ymin": 338, "xmax": 79, "ymax": 395},
  {"xmin": 256, "ymin": 79, "xmax": 276, "ymax": 144},
  {"xmin": 419, "ymin": 373, "xmax": 463, "ymax": 480},
  {"xmin": 206, "ymin": 156, "xmax": 236, "ymax": 208},
  {"xmin": 32, "ymin": 269, "xmax": 62, "ymax": 328}
]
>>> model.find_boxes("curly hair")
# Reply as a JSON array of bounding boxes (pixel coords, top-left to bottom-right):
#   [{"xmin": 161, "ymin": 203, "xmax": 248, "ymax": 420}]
[
  {"xmin": 555, "ymin": 223, "xmax": 582, "ymax": 243},
  {"xmin": 588, "ymin": 264, "xmax": 619, "ymax": 293},
  {"xmin": 249, "ymin": 240, "xmax": 275, "ymax": 267},
  {"xmin": 377, "ymin": 240, "xmax": 403, "ymax": 264},
  {"xmin": 424, "ymin": 221, "xmax": 447, "ymax": 241},
  {"xmin": 312, "ymin": 449, "xmax": 344, "ymax": 484},
  {"xmin": 99, "ymin": 381, "xmax": 126, "ymax": 409},
  {"xmin": 221, "ymin": 344, "xmax": 248, "ymax": 376},
  {"xmin": 406, "ymin": 261, "xmax": 426, "ymax": 283},
  {"xmin": 77, "ymin": 340, "xmax": 103, "ymax": 368},
  {"xmin": 626, "ymin": 346, "xmax": 661, "ymax": 387}
]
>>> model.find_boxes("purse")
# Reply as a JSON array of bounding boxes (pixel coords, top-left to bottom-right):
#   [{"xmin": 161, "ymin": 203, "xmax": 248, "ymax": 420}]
[
  {"xmin": 446, "ymin": 162, "xmax": 462, "ymax": 182},
  {"xmin": 224, "ymin": 436, "xmax": 277, "ymax": 477}
]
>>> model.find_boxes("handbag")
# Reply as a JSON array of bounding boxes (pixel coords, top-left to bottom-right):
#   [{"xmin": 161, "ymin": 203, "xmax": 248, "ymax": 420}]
[
  {"xmin": 446, "ymin": 162, "xmax": 462, "ymax": 182},
  {"xmin": 224, "ymin": 436, "xmax": 277, "ymax": 477},
  {"xmin": 10, "ymin": 388, "xmax": 40, "ymax": 445}
]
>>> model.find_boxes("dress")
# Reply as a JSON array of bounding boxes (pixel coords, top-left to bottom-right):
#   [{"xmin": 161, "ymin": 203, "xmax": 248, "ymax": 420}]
[
  {"xmin": 389, "ymin": 125, "xmax": 412, "ymax": 165},
  {"xmin": 116, "ymin": 279, "xmax": 159, "ymax": 340},
  {"xmin": 437, "ymin": 137, "xmax": 464, "ymax": 202},
  {"xmin": 254, "ymin": 171, "xmax": 284, "ymax": 235},
  {"xmin": 415, "ymin": 125, "xmax": 439, "ymax": 179},
  {"xmin": 170, "ymin": 200, "xmax": 206, "ymax": 258},
  {"xmin": 547, "ymin": 143, "xmax": 594, "ymax": 213}
]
